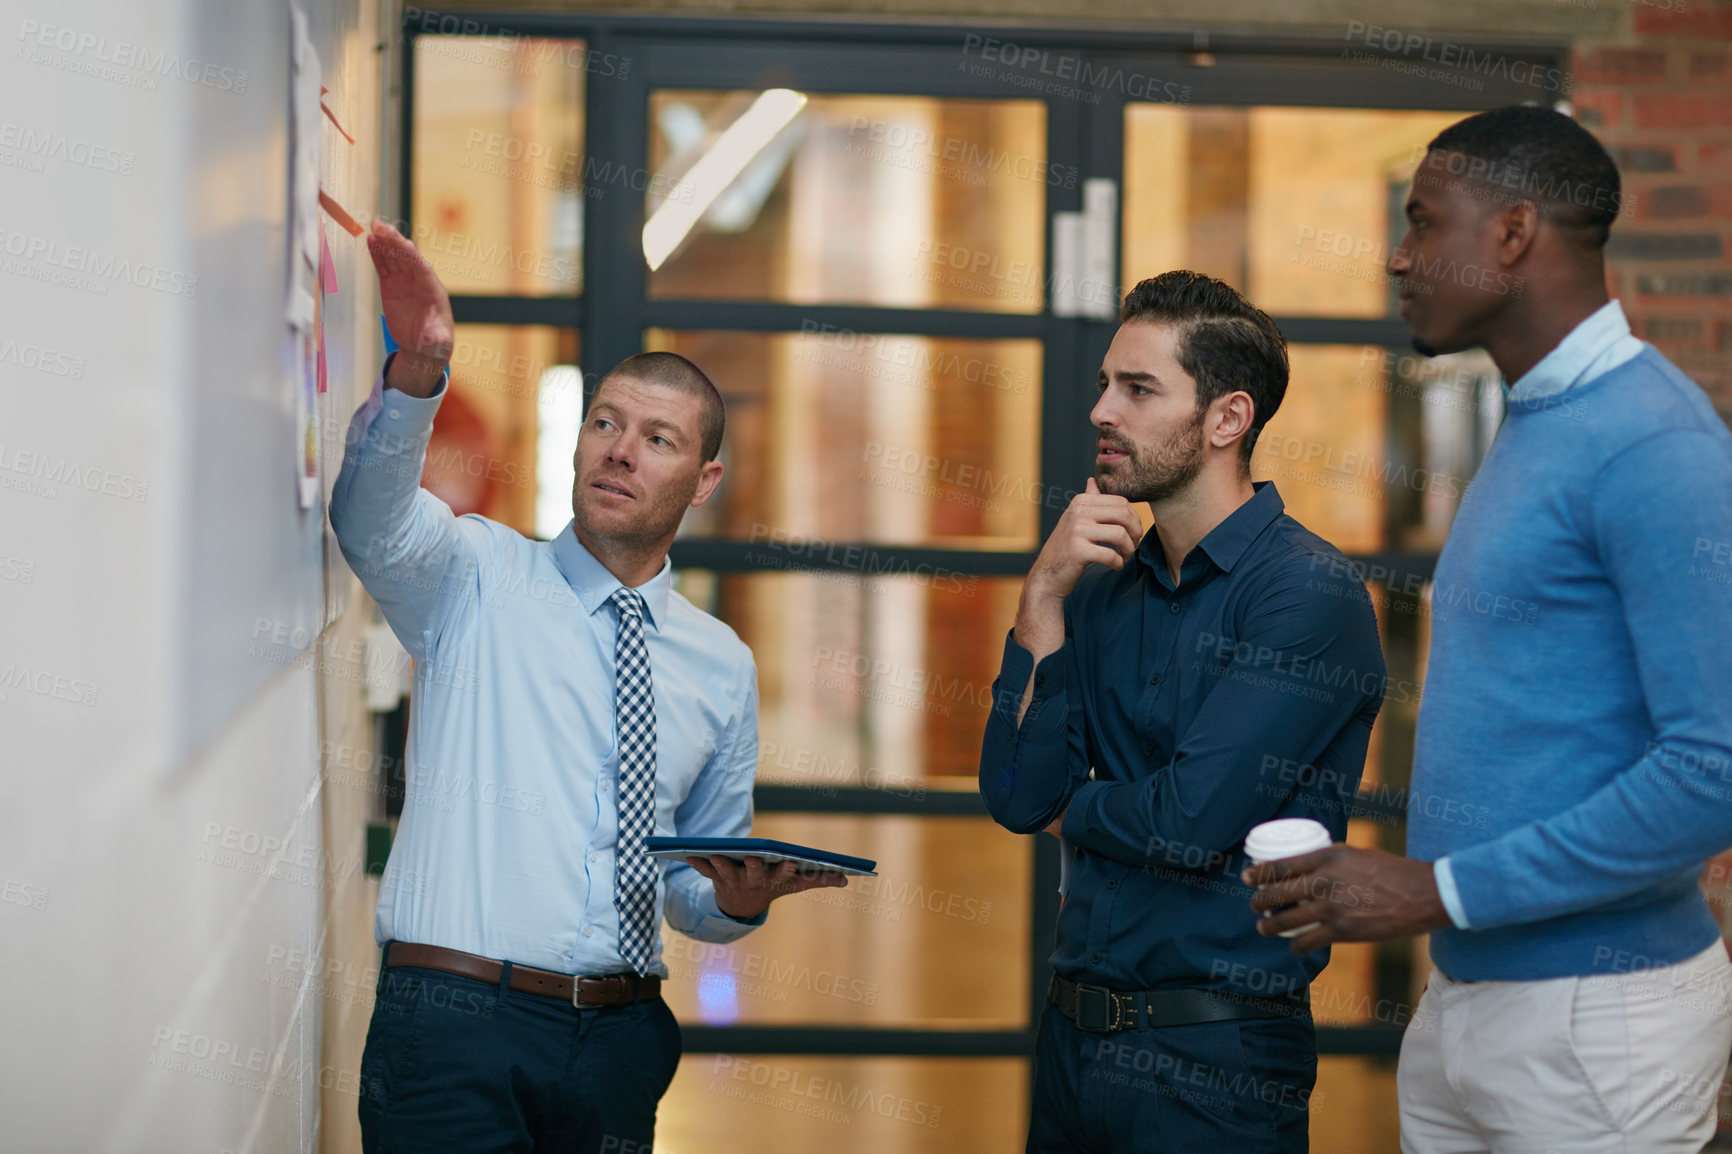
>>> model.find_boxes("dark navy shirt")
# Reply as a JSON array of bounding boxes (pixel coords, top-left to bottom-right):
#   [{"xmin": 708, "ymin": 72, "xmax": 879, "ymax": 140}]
[{"xmin": 979, "ymin": 482, "xmax": 1386, "ymax": 1000}]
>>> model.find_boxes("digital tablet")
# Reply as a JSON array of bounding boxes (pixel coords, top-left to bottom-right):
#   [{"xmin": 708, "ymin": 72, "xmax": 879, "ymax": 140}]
[{"xmin": 644, "ymin": 836, "xmax": 878, "ymax": 877}]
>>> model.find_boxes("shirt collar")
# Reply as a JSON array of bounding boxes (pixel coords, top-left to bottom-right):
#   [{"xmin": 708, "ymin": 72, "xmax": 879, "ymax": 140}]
[
  {"xmin": 1504, "ymin": 299, "xmax": 1638, "ymax": 404},
  {"xmin": 1138, "ymin": 480, "xmax": 1286, "ymax": 582},
  {"xmin": 549, "ymin": 520, "xmax": 672, "ymax": 631}
]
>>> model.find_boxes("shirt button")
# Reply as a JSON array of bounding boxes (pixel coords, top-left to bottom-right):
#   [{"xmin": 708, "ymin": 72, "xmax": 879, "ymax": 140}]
[
  {"xmin": 1106, "ymin": 879, "xmax": 1118, "ymax": 890},
  {"xmin": 588, "ymin": 852, "xmax": 599, "ymax": 863},
  {"xmin": 1142, "ymin": 744, "xmax": 1153, "ymax": 756},
  {"xmin": 387, "ymin": 408, "xmax": 400, "ymax": 419},
  {"xmin": 1035, "ymin": 674, "xmax": 1045, "ymax": 688},
  {"xmin": 1091, "ymin": 952, "xmax": 1103, "ymax": 964},
  {"xmin": 1169, "ymin": 602, "xmax": 1182, "ymax": 614},
  {"xmin": 1148, "ymin": 673, "xmax": 1162, "ymax": 685},
  {"xmin": 583, "ymin": 927, "xmax": 595, "ymax": 938}
]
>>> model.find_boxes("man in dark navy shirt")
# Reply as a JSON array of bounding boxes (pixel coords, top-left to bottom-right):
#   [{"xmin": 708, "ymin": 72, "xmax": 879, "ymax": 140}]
[{"xmin": 980, "ymin": 271, "xmax": 1386, "ymax": 1153}]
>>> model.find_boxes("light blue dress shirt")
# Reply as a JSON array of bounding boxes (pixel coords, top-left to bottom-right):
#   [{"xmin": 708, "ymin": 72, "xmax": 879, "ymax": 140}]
[
  {"xmin": 1432, "ymin": 299, "xmax": 1648, "ymax": 930},
  {"xmin": 330, "ymin": 367, "xmax": 763, "ymax": 977}
]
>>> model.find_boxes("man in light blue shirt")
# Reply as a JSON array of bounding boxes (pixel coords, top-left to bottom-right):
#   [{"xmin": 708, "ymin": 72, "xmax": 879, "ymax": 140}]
[
  {"xmin": 1246, "ymin": 107, "xmax": 1732, "ymax": 1151},
  {"xmin": 332, "ymin": 220, "xmax": 841, "ymax": 1153}
]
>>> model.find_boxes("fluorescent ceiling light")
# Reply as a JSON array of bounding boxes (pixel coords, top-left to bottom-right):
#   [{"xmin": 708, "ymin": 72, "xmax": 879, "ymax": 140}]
[{"xmin": 642, "ymin": 88, "xmax": 807, "ymax": 271}]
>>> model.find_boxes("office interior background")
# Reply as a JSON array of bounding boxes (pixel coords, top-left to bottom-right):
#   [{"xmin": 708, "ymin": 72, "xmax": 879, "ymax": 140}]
[{"xmin": 3, "ymin": 0, "xmax": 1730, "ymax": 1149}]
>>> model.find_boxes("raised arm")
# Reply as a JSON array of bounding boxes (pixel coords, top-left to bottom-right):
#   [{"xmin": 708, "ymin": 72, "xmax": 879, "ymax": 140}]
[
  {"xmin": 369, "ymin": 220, "xmax": 454, "ymax": 400},
  {"xmin": 329, "ymin": 221, "xmax": 475, "ymax": 660},
  {"xmin": 979, "ymin": 479, "xmax": 1143, "ymax": 834}
]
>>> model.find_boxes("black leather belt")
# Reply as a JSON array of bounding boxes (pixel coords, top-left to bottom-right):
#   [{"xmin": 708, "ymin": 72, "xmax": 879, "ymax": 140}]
[{"xmin": 1049, "ymin": 973, "xmax": 1309, "ymax": 1033}]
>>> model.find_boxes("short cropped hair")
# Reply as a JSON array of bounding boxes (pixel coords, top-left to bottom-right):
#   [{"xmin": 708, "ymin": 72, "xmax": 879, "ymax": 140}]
[
  {"xmin": 1424, "ymin": 105, "xmax": 1623, "ymax": 247},
  {"xmin": 597, "ymin": 351, "xmax": 725, "ymax": 463},
  {"xmin": 1118, "ymin": 271, "xmax": 1289, "ymax": 466}
]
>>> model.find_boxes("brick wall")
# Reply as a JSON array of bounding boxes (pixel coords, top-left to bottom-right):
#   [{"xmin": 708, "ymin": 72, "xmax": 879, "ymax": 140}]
[{"xmin": 1574, "ymin": 1, "xmax": 1732, "ymax": 418}]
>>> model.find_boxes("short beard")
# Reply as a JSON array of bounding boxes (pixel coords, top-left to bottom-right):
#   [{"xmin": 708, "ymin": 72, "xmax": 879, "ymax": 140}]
[
  {"xmin": 1099, "ymin": 408, "xmax": 1207, "ymax": 504},
  {"xmin": 571, "ymin": 473, "xmax": 695, "ymax": 551}
]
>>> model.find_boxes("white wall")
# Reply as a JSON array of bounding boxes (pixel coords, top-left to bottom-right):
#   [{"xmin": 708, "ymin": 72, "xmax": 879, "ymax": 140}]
[{"xmin": 0, "ymin": 0, "xmax": 386, "ymax": 1149}]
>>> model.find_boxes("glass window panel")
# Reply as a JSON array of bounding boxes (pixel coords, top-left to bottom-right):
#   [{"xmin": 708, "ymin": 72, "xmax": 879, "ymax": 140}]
[
  {"xmin": 672, "ymin": 572, "xmax": 1022, "ymax": 782},
  {"xmin": 646, "ymin": 93, "xmax": 1048, "ymax": 312},
  {"xmin": 425, "ymin": 324, "xmax": 579, "ymax": 538},
  {"xmin": 659, "ymin": 814, "xmax": 1028, "ymax": 1028},
  {"xmin": 412, "ymin": 36, "xmax": 586, "ymax": 295},
  {"xmin": 1250, "ymin": 345, "xmax": 1390, "ymax": 554},
  {"xmin": 1248, "ymin": 345, "xmax": 1499, "ymax": 555},
  {"xmin": 660, "ymin": 1055, "xmax": 1026, "ymax": 1152},
  {"xmin": 649, "ymin": 330, "xmax": 1043, "ymax": 551},
  {"xmin": 1386, "ymin": 347, "xmax": 1502, "ymax": 552},
  {"xmin": 1122, "ymin": 105, "xmax": 1465, "ymax": 317}
]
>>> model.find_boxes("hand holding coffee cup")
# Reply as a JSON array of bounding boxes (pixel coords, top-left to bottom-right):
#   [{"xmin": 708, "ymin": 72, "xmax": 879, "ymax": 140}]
[{"xmin": 1244, "ymin": 819, "xmax": 1333, "ymax": 938}]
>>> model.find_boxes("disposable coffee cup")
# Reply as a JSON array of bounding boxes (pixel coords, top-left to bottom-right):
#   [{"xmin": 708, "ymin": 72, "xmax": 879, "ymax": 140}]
[{"xmin": 1244, "ymin": 818, "xmax": 1333, "ymax": 938}]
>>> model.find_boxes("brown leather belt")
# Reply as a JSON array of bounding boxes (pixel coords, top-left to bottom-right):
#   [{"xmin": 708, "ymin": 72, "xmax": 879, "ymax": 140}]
[{"xmin": 385, "ymin": 942, "xmax": 661, "ymax": 1008}]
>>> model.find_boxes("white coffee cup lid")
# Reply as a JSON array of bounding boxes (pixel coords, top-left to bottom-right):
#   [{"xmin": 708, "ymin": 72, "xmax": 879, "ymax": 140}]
[{"xmin": 1244, "ymin": 818, "xmax": 1332, "ymax": 862}]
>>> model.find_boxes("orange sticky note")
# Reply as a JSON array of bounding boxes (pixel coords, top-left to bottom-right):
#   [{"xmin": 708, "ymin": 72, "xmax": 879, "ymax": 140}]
[
  {"xmin": 319, "ymin": 85, "xmax": 355, "ymax": 145},
  {"xmin": 319, "ymin": 188, "xmax": 363, "ymax": 237}
]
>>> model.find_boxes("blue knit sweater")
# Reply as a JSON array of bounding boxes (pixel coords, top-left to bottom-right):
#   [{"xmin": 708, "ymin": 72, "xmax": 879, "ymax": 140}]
[{"xmin": 1409, "ymin": 346, "xmax": 1732, "ymax": 981}]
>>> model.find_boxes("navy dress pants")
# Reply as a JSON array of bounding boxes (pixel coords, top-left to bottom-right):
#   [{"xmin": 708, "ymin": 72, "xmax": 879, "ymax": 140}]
[
  {"xmin": 1027, "ymin": 1004, "xmax": 1317, "ymax": 1153},
  {"xmin": 358, "ymin": 963, "xmax": 682, "ymax": 1154}
]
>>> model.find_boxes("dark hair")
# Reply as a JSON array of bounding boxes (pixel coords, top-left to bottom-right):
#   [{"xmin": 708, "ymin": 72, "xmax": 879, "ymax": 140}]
[
  {"xmin": 1118, "ymin": 271, "xmax": 1289, "ymax": 467},
  {"xmin": 597, "ymin": 351, "xmax": 726, "ymax": 463},
  {"xmin": 1424, "ymin": 105, "xmax": 1622, "ymax": 247}
]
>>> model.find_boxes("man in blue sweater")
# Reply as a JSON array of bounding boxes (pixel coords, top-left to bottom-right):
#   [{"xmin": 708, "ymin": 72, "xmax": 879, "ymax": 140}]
[{"xmin": 1246, "ymin": 106, "xmax": 1732, "ymax": 1150}]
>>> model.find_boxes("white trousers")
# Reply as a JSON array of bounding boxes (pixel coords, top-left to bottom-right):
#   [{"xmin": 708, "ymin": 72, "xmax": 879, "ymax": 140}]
[{"xmin": 1399, "ymin": 942, "xmax": 1732, "ymax": 1153}]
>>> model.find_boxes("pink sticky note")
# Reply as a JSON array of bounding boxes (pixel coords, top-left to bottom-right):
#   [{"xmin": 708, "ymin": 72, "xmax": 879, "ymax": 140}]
[
  {"xmin": 319, "ymin": 219, "xmax": 338, "ymax": 296},
  {"xmin": 315, "ymin": 293, "xmax": 327, "ymax": 395}
]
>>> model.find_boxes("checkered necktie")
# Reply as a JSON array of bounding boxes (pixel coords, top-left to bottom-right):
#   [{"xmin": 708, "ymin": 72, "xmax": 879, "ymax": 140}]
[{"xmin": 609, "ymin": 587, "xmax": 659, "ymax": 975}]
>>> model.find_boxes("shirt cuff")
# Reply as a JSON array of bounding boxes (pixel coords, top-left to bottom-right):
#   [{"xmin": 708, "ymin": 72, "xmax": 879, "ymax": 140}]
[
  {"xmin": 380, "ymin": 353, "xmax": 449, "ymax": 399},
  {"xmin": 1059, "ymin": 781, "xmax": 1101, "ymax": 843},
  {"xmin": 356, "ymin": 356, "xmax": 448, "ymax": 443},
  {"xmin": 994, "ymin": 629, "xmax": 1068, "ymax": 722},
  {"xmin": 1434, "ymin": 857, "xmax": 1471, "ymax": 930},
  {"xmin": 702, "ymin": 884, "xmax": 767, "ymax": 930},
  {"xmin": 722, "ymin": 907, "xmax": 768, "ymax": 927}
]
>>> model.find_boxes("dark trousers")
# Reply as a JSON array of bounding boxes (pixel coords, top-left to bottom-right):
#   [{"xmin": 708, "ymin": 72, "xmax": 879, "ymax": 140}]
[
  {"xmin": 1027, "ymin": 1004, "xmax": 1317, "ymax": 1154},
  {"xmin": 358, "ymin": 963, "xmax": 682, "ymax": 1154}
]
